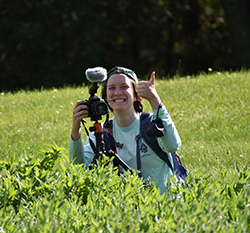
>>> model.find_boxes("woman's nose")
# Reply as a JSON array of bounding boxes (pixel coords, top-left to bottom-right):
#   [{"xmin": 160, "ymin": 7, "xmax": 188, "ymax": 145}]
[{"xmin": 114, "ymin": 87, "xmax": 122, "ymax": 95}]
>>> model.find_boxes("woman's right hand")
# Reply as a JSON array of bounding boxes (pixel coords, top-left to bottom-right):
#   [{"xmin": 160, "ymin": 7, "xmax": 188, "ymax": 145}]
[{"xmin": 71, "ymin": 100, "xmax": 89, "ymax": 140}]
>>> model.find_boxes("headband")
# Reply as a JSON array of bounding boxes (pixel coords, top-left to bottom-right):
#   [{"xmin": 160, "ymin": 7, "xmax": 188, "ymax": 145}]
[{"xmin": 107, "ymin": 67, "xmax": 138, "ymax": 83}]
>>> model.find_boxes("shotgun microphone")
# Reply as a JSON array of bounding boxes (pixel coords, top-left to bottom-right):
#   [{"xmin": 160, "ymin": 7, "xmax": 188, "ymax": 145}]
[{"xmin": 85, "ymin": 67, "xmax": 107, "ymax": 83}]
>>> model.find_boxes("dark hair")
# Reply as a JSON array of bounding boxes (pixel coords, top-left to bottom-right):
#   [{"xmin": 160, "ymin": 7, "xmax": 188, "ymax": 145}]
[{"xmin": 101, "ymin": 70, "xmax": 143, "ymax": 112}]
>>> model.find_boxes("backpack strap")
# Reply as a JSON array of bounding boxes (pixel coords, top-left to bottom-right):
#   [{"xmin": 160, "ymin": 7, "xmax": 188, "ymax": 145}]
[
  {"xmin": 103, "ymin": 112, "xmax": 187, "ymax": 181},
  {"xmin": 140, "ymin": 112, "xmax": 188, "ymax": 181},
  {"xmin": 135, "ymin": 112, "xmax": 172, "ymax": 178},
  {"xmin": 135, "ymin": 132, "xmax": 143, "ymax": 177},
  {"xmin": 139, "ymin": 112, "xmax": 174, "ymax": 172},
  {"xmin": 103, "ymin": 119, "xmax": 115, "ymax": 152},
  {"xmin": 103, "ymin": 113, "xmax": 174, "ymax": 177},
  {"xmin": 170, "ymin": 151, "xmax": 188, "ymax": 181},
  {"xmin": 103, "ymin": 119, "xmax": 121, "ymax": 169}
]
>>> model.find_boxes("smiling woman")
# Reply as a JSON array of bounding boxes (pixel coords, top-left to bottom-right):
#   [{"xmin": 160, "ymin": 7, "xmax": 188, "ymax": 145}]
[
  {"xmin": 103, "ymin": 67, "xmax": 143, "ymax": 115},
  {"xmin": 105, "ymin": 74, "xmax": 137, "ymax": 124},
  {"xmin": 69, "ymin": 66, "xmax": 182, "ymax": 195}
]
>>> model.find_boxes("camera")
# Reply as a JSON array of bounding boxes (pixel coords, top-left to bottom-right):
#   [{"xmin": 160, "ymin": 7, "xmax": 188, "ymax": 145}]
[
  {"xmin": 85, "ymin": 82, "xmax": 109, "ymax": 121},
  {"xmin": 84, "ymin": 67, "xmax": 109, "ymax": 121}
]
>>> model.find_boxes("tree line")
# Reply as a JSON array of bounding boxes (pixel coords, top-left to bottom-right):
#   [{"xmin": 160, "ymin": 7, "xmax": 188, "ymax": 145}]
[{"xmin": 1, "ymin": 0, "xmax": 250, "ymax": 91}]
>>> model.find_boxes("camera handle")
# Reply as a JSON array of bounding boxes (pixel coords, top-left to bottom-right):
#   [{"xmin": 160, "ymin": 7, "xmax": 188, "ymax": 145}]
[
  {"xmin": 89, "ymin": 82, "xmax": 99, "ymax": 96},
  {"xmin": 89, "ymin": 121, "xmax": 105, "ymax": 164}
]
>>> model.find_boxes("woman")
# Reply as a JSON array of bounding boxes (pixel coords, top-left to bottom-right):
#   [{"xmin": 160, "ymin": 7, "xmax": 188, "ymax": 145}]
[{"xmin": 69, "ymin": 66, "xmax": 181, "ymax": 194}]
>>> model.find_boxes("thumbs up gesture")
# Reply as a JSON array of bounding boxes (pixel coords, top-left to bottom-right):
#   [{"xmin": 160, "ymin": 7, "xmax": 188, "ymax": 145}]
[{"xmin": 138, "ymin": 71, "xmax": 162, "ymax": 110}]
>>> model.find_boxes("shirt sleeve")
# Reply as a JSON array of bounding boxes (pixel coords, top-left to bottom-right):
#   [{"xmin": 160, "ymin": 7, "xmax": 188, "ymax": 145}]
[
  {"xmin": 69, "ymin": 132, "xmax": 96, "ymax": 167},
  {"xmin": 69, "ymin": 136, "xmax": 85, "ymax": 164},
  {"xmin": 153, "ymin": 104, "xmax": 181, "ymax": 153}
]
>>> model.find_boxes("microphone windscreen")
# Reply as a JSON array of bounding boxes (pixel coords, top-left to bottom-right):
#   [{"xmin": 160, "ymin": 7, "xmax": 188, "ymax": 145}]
[{"xmin": 85, "ymin": 67, "xmax": 107, "ymax": 83}]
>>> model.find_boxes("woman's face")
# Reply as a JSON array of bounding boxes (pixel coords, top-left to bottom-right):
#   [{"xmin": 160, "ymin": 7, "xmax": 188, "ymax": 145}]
[{"xmin": 106, "ymin": 74, "xmax": 136, "ymax": 113}]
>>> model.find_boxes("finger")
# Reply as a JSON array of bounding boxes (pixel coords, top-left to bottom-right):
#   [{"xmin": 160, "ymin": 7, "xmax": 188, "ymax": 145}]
[
  {"xmin": 74, "ymin": 99, "xmax": 87, "ymax": 109},
  {"xmin": 74, "ymin": 105, "xmax": 88, "ymax": 115},
  {"xmin": 149, "ymin": 71, "xmax": 155, "ymax": 84},
  {"xmin": 73, "ymin": 101, "xmax": 89, "ymax": 118},
  {"xmin": 138, "ymin": 81, "xmax": 147, "ymax": 87},
  {"xmin": 73, "ymin": 100, "xmax": 87, "ymax": 111},
  {"xmin": 74, "ymin": 107, "xmax": 89, "ymax": 118},
  {"xmin": 137, "ymin": 83, "xmax": 146, "ymax": 93}
]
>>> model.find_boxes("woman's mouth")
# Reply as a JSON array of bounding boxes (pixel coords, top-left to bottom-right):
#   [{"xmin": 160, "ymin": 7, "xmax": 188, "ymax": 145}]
[
  {"xmin": 109, "ymin": 99, "xmax": 126, "ymax": 103},
  {"xmin": 114, "ymin": 99, "xmax": 125, "ymax": 103}
]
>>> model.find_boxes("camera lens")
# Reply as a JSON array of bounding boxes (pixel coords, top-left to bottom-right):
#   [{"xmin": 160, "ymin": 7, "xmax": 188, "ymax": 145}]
[{"xmin": 94, "ymin": 102, "xmax": 108, "ymax": 115}]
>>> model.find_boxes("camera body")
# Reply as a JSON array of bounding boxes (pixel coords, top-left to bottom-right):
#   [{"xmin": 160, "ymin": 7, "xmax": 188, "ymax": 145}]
[
  {"xmin": 85, "ymin": 94, "xmax": 109, "ymax": 121},
  {"xmin": 84, "ymin": 82, "xmax": 109, "ymax": 121}
]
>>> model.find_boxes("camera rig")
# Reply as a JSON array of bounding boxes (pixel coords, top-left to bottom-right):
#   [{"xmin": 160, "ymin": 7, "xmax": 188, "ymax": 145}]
[{"xmin": 82, "ymin": 73, "xmax": 132, "ymax": 175}]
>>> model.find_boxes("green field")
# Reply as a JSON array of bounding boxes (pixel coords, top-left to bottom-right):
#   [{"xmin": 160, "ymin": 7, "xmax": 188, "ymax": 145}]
[{"xmin": 0, "ymin": 71, "xmax": 249, "ymax": 232}]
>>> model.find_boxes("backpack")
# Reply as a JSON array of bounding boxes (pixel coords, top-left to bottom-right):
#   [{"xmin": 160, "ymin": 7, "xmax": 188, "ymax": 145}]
[{"xmin": 103, "ymin": 112, "xmax": 188, "ymax": 182}]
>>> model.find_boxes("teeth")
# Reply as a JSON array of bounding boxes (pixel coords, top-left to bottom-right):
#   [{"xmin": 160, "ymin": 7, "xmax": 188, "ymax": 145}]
[{"xmin": 114, "ymin": 99, "xmax": 124, "ymax": 103}]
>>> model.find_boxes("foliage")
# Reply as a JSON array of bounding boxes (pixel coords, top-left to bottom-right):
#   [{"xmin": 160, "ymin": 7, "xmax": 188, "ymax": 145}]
[
  {"xmin": 0, "ymin": 146, "xmax": 249, "ymax": 232},
  {"xmin": 2, "ymin": 0, "xmax": 250, "ymax": 91},
  {"xmin": 0, "ymin": 71, "xmax": 249, "ymax": 231}
]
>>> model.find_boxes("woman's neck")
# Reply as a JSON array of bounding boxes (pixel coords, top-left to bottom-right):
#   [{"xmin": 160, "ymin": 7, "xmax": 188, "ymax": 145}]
[{"xmin": 114, "ymin": 109, "xmax": 137, "ymax": 127}]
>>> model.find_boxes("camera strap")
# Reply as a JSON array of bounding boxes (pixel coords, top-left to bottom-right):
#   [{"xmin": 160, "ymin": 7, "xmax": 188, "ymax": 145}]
[{"xmin": 81, "ymin": 120, "xmax": 96, "ymax": 154}]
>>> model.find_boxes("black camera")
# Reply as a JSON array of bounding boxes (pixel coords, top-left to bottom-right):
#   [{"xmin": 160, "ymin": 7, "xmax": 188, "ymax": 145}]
[
  {"xmin": 85, "ymin": 83, "xmax": 109, "ymax": 121},
  {"xmin": 84, "ymin": 67, "xmax": 109, "ymax": 121}
]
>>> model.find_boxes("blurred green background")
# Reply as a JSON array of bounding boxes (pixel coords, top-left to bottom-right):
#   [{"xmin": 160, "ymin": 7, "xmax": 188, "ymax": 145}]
[{"xmin": 1, "ymin": 0, "xmax": 250, "ymax": 91}]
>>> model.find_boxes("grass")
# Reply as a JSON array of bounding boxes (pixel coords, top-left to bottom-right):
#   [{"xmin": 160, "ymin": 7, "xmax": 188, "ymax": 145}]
[
  {"xmin": 156, "ymin": 71, "xmax": 250, "ymax": 176},
  {"xmin": 0, "ymin": 70, "xmax": 249, "ymax": 177},
  {"xmin": 0, "ymin": 70, "xmax": 249, "ymax": 232},
  {"xmin": 0, "ymin": 87, "xmax": 87, "ymax": 158}
]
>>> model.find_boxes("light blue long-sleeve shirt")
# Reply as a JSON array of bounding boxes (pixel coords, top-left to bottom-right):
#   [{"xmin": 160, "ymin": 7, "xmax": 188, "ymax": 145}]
[{"xmin": 69, "ymin": 104, "xmax": 181, "ymax": 194}]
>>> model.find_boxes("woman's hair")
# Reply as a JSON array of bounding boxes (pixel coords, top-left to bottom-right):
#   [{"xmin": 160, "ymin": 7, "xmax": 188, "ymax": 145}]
[{"xmin": 101, "ymin": 67, "xmax": 143, "ymax": 112}]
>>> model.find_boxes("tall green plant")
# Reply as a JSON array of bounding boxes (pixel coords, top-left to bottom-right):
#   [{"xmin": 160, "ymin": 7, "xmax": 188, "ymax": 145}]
[{"xmin": 0, "ymin": 146, "xmax": 249, "ymax": 232}]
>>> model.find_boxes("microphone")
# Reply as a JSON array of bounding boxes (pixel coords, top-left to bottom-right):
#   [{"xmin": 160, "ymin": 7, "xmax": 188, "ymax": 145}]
[{"xmin": 85, "ymin": 67, "xmax": 107, "ymax": 83}]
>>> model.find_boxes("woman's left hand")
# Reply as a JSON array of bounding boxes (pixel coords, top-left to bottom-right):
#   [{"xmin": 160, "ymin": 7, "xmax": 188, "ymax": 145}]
[{"xmin": 138, "ymin": 71, "xmax": 162, "ymax": 109}]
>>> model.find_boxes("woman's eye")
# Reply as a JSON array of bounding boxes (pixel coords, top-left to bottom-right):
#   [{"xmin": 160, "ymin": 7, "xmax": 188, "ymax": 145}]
[
  {"xmin": 108, "ymin": 87, "xmax": 115, "ymax": 90},
  {"xmin": 121, "ymin": 85, "xmax": 128, "ymax": 89}
]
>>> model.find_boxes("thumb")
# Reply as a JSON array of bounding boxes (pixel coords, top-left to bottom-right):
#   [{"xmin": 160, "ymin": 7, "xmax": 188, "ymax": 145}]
[{"xmin": 149, "ymin": 71, "xmax": 156, "ymax": 84}]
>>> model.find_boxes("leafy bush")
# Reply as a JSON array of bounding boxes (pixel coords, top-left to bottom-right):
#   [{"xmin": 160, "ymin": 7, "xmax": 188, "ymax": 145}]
[
  {"xmin": 0, "ymin": 146, "xmax": 249, "ymax": 232},
  {"xmin": 0, "ymin": 71, "xmax": 249, "ymax": 232}
]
